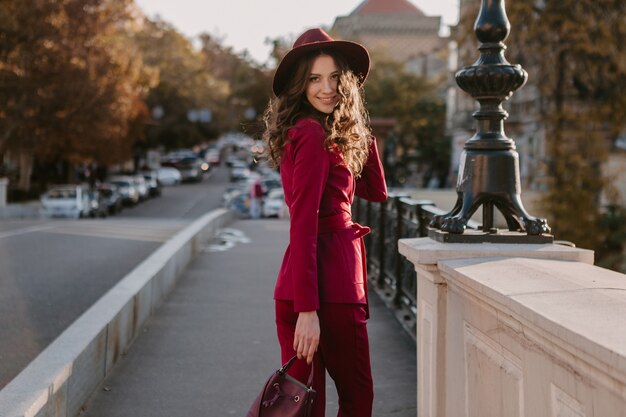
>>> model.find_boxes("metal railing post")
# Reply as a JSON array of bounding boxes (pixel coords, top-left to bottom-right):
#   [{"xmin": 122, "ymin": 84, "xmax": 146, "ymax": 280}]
[{"xmin": 377, "ymin": 198, "xmax": 387, "ymax": 288}]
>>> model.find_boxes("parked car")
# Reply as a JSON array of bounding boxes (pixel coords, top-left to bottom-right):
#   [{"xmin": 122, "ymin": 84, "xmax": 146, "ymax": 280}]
[
  {"xmin": 132, "ymin": 175, "xmax": 149, "ymax": 201},
  {"xmin": 140, "ymin": 170, "xmax": 162, "ymax": 197},
  {"xmin": 157, "ymin": 167, "xmax": 182, "ymax": 186},
  {"xmin": 162, "ymin": 156, "xmax": 206, "ymax": 182},
  {"xmin": 225, "ymin": 154, "xmax": 243, "ymax": 167},
  {"xmin": 230, "ymin": 160, "xmax": 251, "ymax": 182},
  {"xmin": 262, "ymin": 188, "xmax": 286, "ymax": 218},
  {"xmin": 261, "ymin": 177, "xmax": 282, "ymax": 195},
  {"xmin": 108, "ymin": 175, "xmax": 139, "ymax": 206},
  {"xmin": 40, "ymin": 184, "xmax": 91, "ymax": 219},
  {"xmin": 204, "ymin": 148, "xmax": 221, "ymax": 165},
  {"xmin": 97, "ymin": 183, "xmax": 123, "ymax": 214},
  {"xmin": 87, "ymin": 190, "xmax": 108, "ymax": 218},
  {"xmin": 162, "ymin": 149, "xmax": 197, "ymax": 161}
]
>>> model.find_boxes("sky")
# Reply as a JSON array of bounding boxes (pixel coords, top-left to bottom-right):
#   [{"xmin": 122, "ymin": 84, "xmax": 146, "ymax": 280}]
[{"xmin": 134, "ymin": 0, "xmax": 460, "ymax": 65}]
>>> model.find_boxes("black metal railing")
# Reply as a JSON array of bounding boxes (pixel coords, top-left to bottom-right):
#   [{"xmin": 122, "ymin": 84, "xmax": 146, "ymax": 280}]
[{"xmin": 354, "ymin": 192, "xmax": 460, "ymax": 340}]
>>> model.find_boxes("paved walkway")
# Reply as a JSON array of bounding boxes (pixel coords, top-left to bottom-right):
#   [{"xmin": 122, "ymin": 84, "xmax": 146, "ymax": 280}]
[{"xmin": 81, "ymin": 218, "xmax": 416, "ymax": 417}]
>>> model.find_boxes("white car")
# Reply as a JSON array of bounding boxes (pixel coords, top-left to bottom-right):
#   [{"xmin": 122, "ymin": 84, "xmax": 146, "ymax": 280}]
[
  {"xmin": 157, "ymin": 167, "xmax": 182, "ymax": 186},
  {"xmin": 132, "ymin": 175, "xmax": 150, "ymax": 200},
  {"xmin": 230, "ymin": 160, "xmax": 251, "ymax": 182},
  {"xmin": 262, "ymin": 188, "xmax": 287, "ymax": 218},
  {"xmin": 41, "ymin": 184, "xmax": 91, "ymax": 219},
  {"xmin": 108, "ymin": 175, "xmax": 140, "ymax": 206}
]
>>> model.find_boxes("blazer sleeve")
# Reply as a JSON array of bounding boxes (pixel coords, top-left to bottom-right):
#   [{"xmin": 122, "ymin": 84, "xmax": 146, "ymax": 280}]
[
  {"xmin": 355, "ymin": 138, "xmax": 388, "ymax": 202},
  {"xmin": 288, "ymin": 120, "xmax": 330, "ymax": 312}
]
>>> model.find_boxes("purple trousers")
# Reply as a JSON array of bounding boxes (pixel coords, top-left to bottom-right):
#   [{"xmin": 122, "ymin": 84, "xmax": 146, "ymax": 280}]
[{"xmin": 275, "ymin": 300, "xmax": 374, "ymax": 417}]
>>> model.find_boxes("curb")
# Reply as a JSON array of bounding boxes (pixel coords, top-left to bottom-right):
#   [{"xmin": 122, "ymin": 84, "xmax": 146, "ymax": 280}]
[{"xmin": 0, "ymin": 208, "xmax": 233, "ymax": 417}]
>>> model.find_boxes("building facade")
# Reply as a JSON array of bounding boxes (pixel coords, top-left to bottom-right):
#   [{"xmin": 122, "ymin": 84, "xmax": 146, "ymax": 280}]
[{"xmin": 331, "ymin": 0, "xmax": 448, "ymax": 83}]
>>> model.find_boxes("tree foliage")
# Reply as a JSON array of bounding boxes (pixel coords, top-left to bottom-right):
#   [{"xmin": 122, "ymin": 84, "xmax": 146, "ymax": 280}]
[
  {"xmin": 133, "ymin": 20, "xmax": 272, "ymax": 150},
  {"xmin": 0, "ymin": 0, "xmax": 147, "ymax": 188},
  {"xmin": 0, "ymin": 0, "xmax": 274, "ymax": 192},
  {"xmin": 457, "ymin": 0, "xmax": 626, "ymax": 254},
  {"xmin": 198, "ymin": 34, "xmax": 272, "ymax": 139},
  {"xmin": 365, "ymin": 56, "xmax": 449, "ymax": 187},
  {"xmin": 131, "ymin": 18, "xmax": 225, "ymax": 150}
]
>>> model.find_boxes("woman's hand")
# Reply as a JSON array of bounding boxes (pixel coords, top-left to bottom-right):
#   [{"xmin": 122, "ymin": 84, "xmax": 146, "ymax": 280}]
[{"xmin": 293, "ymin": 310, "xmax": 320, "ymax": 365}]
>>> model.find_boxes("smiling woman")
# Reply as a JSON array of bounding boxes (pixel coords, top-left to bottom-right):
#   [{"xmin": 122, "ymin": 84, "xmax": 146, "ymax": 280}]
[
  {"xmin": 305, "ymin": 55, "xmax": 339, "ymax": 114},
  {"xmin": 259, "ymin": 28, "xmax": 388, "ymax": 417}
]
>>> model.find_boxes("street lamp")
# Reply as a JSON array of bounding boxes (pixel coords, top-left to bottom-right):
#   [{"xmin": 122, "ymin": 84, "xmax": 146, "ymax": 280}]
[{"xmin": 429, "ymin": 0, "xmax": 552, "ymax": 243}]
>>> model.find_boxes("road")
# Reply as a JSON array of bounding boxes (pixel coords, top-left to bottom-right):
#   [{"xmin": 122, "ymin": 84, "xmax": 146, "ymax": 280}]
[{"xmin": 0, "ymin": 165, "xmax": 231, "ymax": 388}]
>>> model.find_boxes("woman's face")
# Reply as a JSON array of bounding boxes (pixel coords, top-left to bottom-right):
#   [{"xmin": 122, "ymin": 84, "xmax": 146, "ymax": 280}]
[{"xmin": 305, "ymin": 54, "xmax": 339, "ymax": 114}]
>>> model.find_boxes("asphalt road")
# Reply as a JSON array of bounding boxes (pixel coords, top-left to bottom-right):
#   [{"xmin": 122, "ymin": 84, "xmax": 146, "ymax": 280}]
[{"xmin": 0, "ymin": 165, "xmax": 231, "ymax": 388}]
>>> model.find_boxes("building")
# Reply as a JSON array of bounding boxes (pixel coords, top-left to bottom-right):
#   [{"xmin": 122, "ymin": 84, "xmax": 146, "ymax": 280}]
[{"xmin": 331, "ymin": 0, "xmax": 448, "ymax": 83}]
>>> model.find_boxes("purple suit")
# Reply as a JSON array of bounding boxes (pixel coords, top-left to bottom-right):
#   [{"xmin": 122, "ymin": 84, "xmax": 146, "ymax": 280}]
[
  {"xmin": 274, "ymin": 117, "xmax": 387, "ymax": 311},
  {"xmin": 274, "ymin": 117, "xmax": 387, "ymax": 417}
]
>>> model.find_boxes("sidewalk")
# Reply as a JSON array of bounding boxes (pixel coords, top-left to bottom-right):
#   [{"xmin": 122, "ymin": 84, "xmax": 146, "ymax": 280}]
[{"xmin": 81, "ymin": 218, "xmax": 416, "ymax": 417}]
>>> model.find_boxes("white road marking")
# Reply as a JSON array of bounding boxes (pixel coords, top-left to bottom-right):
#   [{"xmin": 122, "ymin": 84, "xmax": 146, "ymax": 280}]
[
  {"xmin": 41, "ymin": 220, "xmax": 188, "ymax": 242},
  {"xmin": 201, "ymin": 228, "xmax": 250, "ymax": 252},
  {"xmin": 0, "ymin": 225, "xmax": 57, "ymax": 239}
]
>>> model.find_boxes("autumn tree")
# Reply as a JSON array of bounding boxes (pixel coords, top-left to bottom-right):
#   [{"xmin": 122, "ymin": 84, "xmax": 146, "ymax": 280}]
[
  {"xmin": 198, "ymin": 34, "xmax": 272, "ymax": 139},
  {"xmin": 131, "ymin": 18, "xmax": 227, "ymax": 151},
  {"xmin": 456, "ymin": 0, "xmax": 626, "ymax": 256},
  {"xmin": 0, "ymin": 0, "xmax": 147, "ymax": 190}
]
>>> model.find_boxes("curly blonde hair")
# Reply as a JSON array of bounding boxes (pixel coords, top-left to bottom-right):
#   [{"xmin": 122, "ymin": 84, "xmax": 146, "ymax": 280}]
[{"xmin": 263, "ymin": 51, "xmax": 372, "ymax": 177}]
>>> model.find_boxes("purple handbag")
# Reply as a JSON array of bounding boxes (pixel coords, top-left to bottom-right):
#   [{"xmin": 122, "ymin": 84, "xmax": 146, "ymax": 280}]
[{"xmin": 246, "ymin": 356, "xmax": 316, "ymax": 417}]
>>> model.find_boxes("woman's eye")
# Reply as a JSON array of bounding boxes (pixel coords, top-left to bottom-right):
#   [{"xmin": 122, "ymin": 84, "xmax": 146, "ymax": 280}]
[
  {"xmin": 309, "ymin": 76, "xmax": 319, "ymax": 82},
  {"xmin": 331, "ymin": 74, "xmax": 339, "ymax": 80}
]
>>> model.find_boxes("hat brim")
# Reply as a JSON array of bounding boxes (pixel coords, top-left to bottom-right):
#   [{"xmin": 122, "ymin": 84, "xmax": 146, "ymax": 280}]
[{"xmin": 272, "ymin": 40, "xmax": 370, "ymax": 96}]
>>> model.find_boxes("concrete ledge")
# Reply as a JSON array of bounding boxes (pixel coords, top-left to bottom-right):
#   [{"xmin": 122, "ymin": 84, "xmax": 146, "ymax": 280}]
[
  {"xmin": 0, "ymin": 208, "xmax": 233, "ymax": 417},
  {"xmin": 399, "ymin": 236, "xmax": 595, "ymax": 265}
]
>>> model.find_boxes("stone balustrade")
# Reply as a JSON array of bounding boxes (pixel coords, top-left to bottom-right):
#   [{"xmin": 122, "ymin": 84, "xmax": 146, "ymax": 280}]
[{"xmin": 399, "ymin": 238, "xmax": 626, "ymax": 417}]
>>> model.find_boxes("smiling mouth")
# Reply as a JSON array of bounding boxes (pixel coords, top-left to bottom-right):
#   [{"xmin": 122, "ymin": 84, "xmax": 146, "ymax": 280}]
[{"xmin": 318, "ymin": 97, "xmax": 336, "ymax": 104}]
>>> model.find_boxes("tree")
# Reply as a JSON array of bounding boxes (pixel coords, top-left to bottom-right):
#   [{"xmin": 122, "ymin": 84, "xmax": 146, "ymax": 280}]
[
  {"xmin": 0, "ymin": 0, "xmax": 147, "ymax": 189},
  {"xmin": 456, "ymin": 0, "xmax": 626, "ymax": 254},
  {"xmin": 133, "ymin": 20, "xmax": 272, "ymax": 150},
  {"xmin": 198, "ymin": 34, "xmax": 272, "ymax": 139},
  {"xmin": 132, "ymin": 18, "xmax": 228, "ymax": 151},
  {"xmin": 365, "ymin": 56, "xmax": 449, "ymax": 187}
]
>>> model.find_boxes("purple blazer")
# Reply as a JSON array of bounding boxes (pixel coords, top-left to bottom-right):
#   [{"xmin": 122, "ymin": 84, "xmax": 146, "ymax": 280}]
[{"xmin": 274, "ymin": 117, "xmax": 388, "ymax": 313}]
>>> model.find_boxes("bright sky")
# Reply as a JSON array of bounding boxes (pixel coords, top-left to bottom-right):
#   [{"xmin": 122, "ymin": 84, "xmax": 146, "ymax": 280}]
[{"xmin": 134, "ymin": 0, "xmax": 460, "ymax": 65}]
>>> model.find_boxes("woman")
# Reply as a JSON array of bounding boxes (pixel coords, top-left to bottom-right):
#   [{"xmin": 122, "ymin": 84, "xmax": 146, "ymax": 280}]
[{"xmin": 263, "ymin": 28, "xmax": 387, "ymax": 417}]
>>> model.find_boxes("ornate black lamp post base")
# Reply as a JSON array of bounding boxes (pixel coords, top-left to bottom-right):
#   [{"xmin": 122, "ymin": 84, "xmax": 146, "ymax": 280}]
[
  {"xmin": 429, "ymin": 0, "xmax": 552, "ymax": 243},
  {"xmin": 428, "ymin": 228, "xmax": 553, "ymax": 244}
]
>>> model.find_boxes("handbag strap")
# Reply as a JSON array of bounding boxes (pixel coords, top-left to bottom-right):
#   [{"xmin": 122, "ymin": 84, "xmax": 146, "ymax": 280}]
[{"xmin": 279, "ymin": 355, "xmax": 315, "ymax": 388}]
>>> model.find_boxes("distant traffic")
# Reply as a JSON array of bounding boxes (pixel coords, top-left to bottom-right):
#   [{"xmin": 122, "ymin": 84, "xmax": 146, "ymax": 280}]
[{"xmin": 40, "ymin": 132, "xmax": 287, "ymax": 220}]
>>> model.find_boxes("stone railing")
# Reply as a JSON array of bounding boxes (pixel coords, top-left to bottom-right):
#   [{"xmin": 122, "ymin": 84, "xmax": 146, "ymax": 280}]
[{"xmin": 398, "ymin": 237, "xmax": 626, "ymax": 417}]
